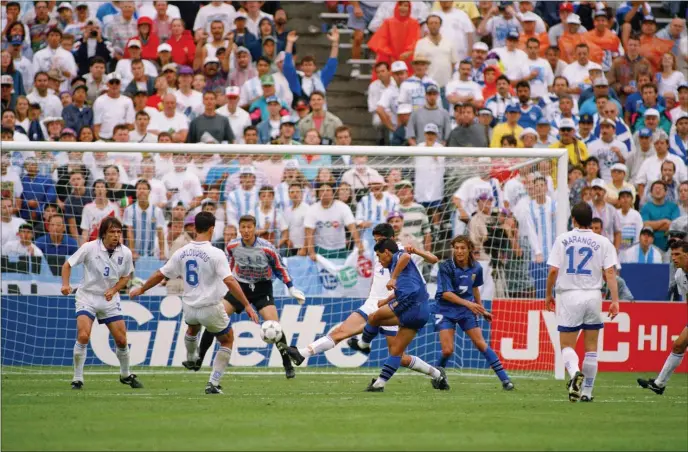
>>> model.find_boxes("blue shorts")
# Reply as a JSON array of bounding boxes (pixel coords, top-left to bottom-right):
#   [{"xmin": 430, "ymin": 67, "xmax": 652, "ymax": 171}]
[
  {"xmin": 432, "ymin": 303, "xmax": 479, "ymax": 333},
  {"xmin": 390, "ymin": 300, "xmax": 429, "ymax": 331},
  {"xmin": 347, "ymin": 3, "xmax": 377, "ymax": 30}
]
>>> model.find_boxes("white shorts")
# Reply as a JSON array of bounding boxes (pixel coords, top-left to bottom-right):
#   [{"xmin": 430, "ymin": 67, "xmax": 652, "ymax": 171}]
[
  {"xmin": 556, "ymin": 289, "xmax": 604, "ymax": 332},
  {"xmin": 183, "ymin": 303, "xmax": 231, "ymax": 335},
  {"xmin": 356, "ymin": 297, "xmax": 399, "ymax": 335},
  {"xmin": 75, "ymin": 293, "xmax": 123, "ymax": 324}
]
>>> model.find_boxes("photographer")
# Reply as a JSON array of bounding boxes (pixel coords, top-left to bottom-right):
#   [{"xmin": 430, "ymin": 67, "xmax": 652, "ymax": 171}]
[{"xmin": 74, "ymin": 20, "xmax": 113, "ymax": 77}]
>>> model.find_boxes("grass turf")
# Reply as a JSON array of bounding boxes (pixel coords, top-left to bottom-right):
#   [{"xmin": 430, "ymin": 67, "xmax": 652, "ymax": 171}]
[{"xmin": 1, "ymin": 368, "xmax": 687, "ymax": 451}]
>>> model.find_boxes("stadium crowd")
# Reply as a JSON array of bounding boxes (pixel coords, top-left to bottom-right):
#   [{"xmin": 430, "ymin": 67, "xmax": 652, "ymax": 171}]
[{"xmin": 0, "ymin": 0, "xmax": 687, "ymax": 300}]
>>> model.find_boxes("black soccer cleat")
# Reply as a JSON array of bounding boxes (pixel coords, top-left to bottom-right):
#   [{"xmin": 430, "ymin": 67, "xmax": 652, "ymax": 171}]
[
  {"xmin": 285, "ymin": 346, "xmax": 306, "ymax": 366},
  {"xmin": 71, "ymin": 380, "xmax": 83, "ymax": 390},
  {"xmin": 120, "ymin": 374, "xmax": 144, "ymax": 389},
  {"xmin": 365, "ymin": 378, "xmax": 384, "ymax": 392},
  {"xmin": 637, "ymin": 377, "xmax": 665, "ymax": 395},
  {"xmin": 502, "ymin": 380, "xmax": 515, "ymax": 391},
  {"xmin": 347, "ymin": 337, "xmax": 371, "ymax": 356},
  {"xmin": 580, "ymin": 395, "xmax": 594, "ymax": 402},
  {"xmin": 182, "ymin": 358, "xmax": 202, "ymax": 371},
  {"xmin": 205, "ymin": 382, "xmax": 223, "ymax": 394},
  {"xmin": 431, "ymin": 367, "xmax": 450, "ymax": 391},
  {"xmin": 285, "ymin": 366, "xmax": 296, "ymax": 379},
  {"xmin": 568, "ymin": 371, "xmax": 584, "ymax": 402}
]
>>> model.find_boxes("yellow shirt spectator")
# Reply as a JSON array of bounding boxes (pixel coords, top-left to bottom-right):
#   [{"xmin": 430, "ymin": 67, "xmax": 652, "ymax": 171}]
[
  {"xmin": 490, "ymin": 123, "xmax": 524, "ymax": 148},
  {"xmin": 548, "ymin": 139, "xmax": 589, "ymax": 167}
]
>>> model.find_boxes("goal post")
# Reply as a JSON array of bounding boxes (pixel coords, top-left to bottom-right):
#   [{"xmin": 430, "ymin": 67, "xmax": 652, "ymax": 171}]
[{"xmin": 1, "ymin": 140, "xmax": 569, "ymax": 379}]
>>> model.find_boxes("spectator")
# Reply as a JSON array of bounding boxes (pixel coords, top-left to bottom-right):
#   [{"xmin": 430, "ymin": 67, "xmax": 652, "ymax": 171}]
[
  {"xmin": 645, "ymin": 160, "xmax": 680, "ymax": 206},
  {"xmin": 187, "ymin": 91, "xmax": 234, "ymax": 144},
  {"xmin": 304, "ymin": 182, "xmax": 363, "ymax": 260},
  {"xmin": 272, "ymin": 118, "xmax": 300, "ymax": 146},
  {"xmin": 20, "ymin": 157, "xmax": 57, "ymax": 223},
  {"xmin": 79, "ymin": 179, "xmax": 120, "ymax": 243},
  {"xmin": 103, "ymin": 0, "xmax": 138, "ymax": 58},
  {"xmin": 491, "ymin": 104, "xmax": 523, "ymax": 148},
  {"xmin": 545, "ymin": 46, "xmax": 568, "ymax": 78},
  {"xmin": 195, "ymin": 20, "xmax": 231, "ymax": 68},
  {"xmin": 547, "ymin": 2, "xmax": 583, "ymax": 46},
  {"xmin": 406, "ymin": 84, "xmax": 450, "ymax": 146},
  {"xmin": 26, "ymin": 72, "xmax": 61, "ymax": 120},
  {"xmin": 161, "ymin": 154, "xmax": 203, "ymax": 210},
  {"xmin": 605, "ymin": 163, "xmax": 636, "ymax": 208},
  {"xmin": 123, "ymin": 58, "xmax": 156, "ymax": 96},
  {"xmin": 61, "ymin": 85, "xmax": 92, "ymax": 133},
  {"xmin": 166, "ymin": 18, "xmax": 194, "ymax": 67},
  {"xmin": 340, "ymin": 155, "xmax": 383, "ymax": 192},
  {"xmin": 616, "ymin": 187, "xmax": 644, "ymax": 252},
  {"xmin": 284, "ymin": 29, "xmax": 339, "ymax": 99},
  {"xmin": 632, "ymin": 87, "xmax": 671, "ymax": 134},
  {"xmin": 346, "ymin": 1, "xmax": 380, "ymax": 78},
  {"xmin": 368, "ymin": 62, "xmax": 394, "ymax": 143},
  {"xmin": 239, "ymin": 56, "xmax": 286, "ymax": 109},
  {"xmin": 394, "ymin": 179, "xmax": 432, "ymax": 251},
  {"xmin": 247, "ymin": 74, "xmax": 289, "ymax": 123},
  {"xmin": 493, "ymin": 30, "xmax": 528, "ymax": 83},
  {"xmin": 273, "ymin": 8, "xmax": 292, "ymax": 50},
  {"xmin": 588, "ymin": 118, "xmax": 630, "ymax": 182},
  {"xmin": 129, "ymin": 111, "xmax": 157, "ymax": 143},
  {"xmin": 562, "ymin": 43, "xmax": 597, "ymax": 100},
  {"xmin": 607, "ymin": 35, "xmax": 651, "ymax": 106},
  {"xmin": 522, "ymin": 176, "xmax": 556, "ymax": 297},
  {"xmin": 282, "ymin": 183, "xmax": 308, "ymax": 256},
  {"xmin": 123, "ymin": 179, "xmax": 165, "ymax": 260},
  {"xmin": 549, "ymin": 117, "xmax": 588, "ymax": 167},
  {"xmin": 193, "ymin": 0, "xmax": 236, "ymax": 36},
  {"xmin": 513, "ymin": 81, "xmax": 544, "ymax": 130},
  {"xmin": 103, "ymin": 163, "xmax": 134, "ymax": 205},
  {"xmin": 254, "ymin": 186, "xmax": 287, "ymax": 246},
  {"xmin": 26, "ymin": 1, "xmax": 56, "ymax": 53},
  {"xmin": 579, "ymin": 77, "xmax": 621, "ymax": 117},
  {"xmin": 54, "ymin": 150, "xmax": 91, "ymax": 202},
  {"xmin": 35, "ymin": 213, "xmax": 77, "ymax": 275},
  {"xmin": 641, "ymin": 180, "xmax": 680, "ymax": 252},
  {"xmin": 256, "ymin": 96, "xmax": 284, "ymax": 144},
  {"xmin": 214, "ymin": 86, "xmax": 250, "ymax": 142},
  {"xmin": 485, "ymin": 74, "xmax": 516, "ymax": 122},
  {"xmin": 0, "ymin": 197, "xmax": 26, "ymax": 246},
  {"xmin": 375, "ymin": 61, "xmax": 408, "ymax": 141},
  {"xmin": 248, "ymin": 18, "xmax": 284, "ymax": 62},
  {"xmin": 227, "ymin": 46, "xmax": 256, "ymax": 89},
  {"xmin": 63, "ymin": 171, "xmax": 92, "ymax": 243},
  {"xmin": 414, "ymin": 13, "xmax": 456, "ymax": 88},
  {"xmin": 355, "ymin": 173, "xmax": 398, "ymax": 236},
  {"xmin": 477, "ymin": 1, "xmax": 521, "ymax": 49},
  {"xmin": 297, "ymin": 91, "xmax": 342, "ymax": 143},
  {"xmin": 2, "ymin": 223, "xmax": 43, "ymax": 259},
  {"xmin": 521, "ymin": 37, "xmax": 553, "ymax": 101},
  {"xmin": 671, "ymin": 84, "xmax": 688, "ymax": 126},
  {"xmin": 447, "ymin": 104, "xmax": 488, "ymax": 148},
  {"xmin": 635, "ymin": 132, "xmax": 687, "ymax": 202},
  {"xmin": 82, "ymin": 57, "xmax": 107, "ymax": 104},
  {"xmin": 225, "ymin": 166, "xmax": 260, "ymax": 228},
  {"xmin": 672, "ymin": 113, "xmax": 688, "ymax": 161},
  {"xmin": 366, "ymin": 2, "xmax": 419, "ymax": 76},
  {"xmin": 0, "ymin": 75, "xmax": 16, "ymax": 112},
  {"xmin": 73, "ymin": 20, "xmax": 112, "ymax": 77},
  {"xmin": 148, "ymin": 93, "xmax": 188, "ymax": 142},
  {"xmin": 92, "ymin": 73, "xmax": 135, "ymax": 140},
  {"xmin": 445, "ymin": 59, "xmax": 483, "ymax": 110},
  {"xmin": 657, "ymin": 53, "xmax": 686, "ymax": 97},
  {"xmin": 549, "ymin": 94, "xmax": 578, "ymax": 135},
  {"xmin": 678, "ymin": 181, "xmax": 688, "ymax": 216},
  {"xmin": 583, "ymin": 10, "xmax": 622, "ymax": 72},
  {"xmin": 634, "ymin": 15, "xmax": 675, "ymax": 73},
  {"xmin": 619, "ymin": 225, "xmax": 664, "ymax": 264},
  {"xmin": 397, "ymin": 54, "xmax": 435, "ymax": 110}
]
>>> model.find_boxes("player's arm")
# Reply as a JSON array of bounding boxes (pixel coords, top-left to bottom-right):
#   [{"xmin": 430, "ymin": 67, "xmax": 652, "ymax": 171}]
[
  {"xmin": 266, "ymin": 246, "xmax": 306, "ymax": 304},
  {"xmin": 604, "ymin": 266, "xmax": 620, "ymax": 319},
  {"xmin": 545, "ymin": 265, "xmax": 559, "ymax": 311},
  {"xmin": 129, "ymin": 270, "xmax": 166, "ymax": 298},
  {"xmin": 61, "ymin": 260, "xmax": 73, "ymax": 295},
  {"xmin": 222, "ymin": 275, "xmax": 259, "ymax": 322},
  {"xmin": 405, "ymin": 245, "xmax": 438, "ymax": 264},
  {"xmin": 105, "ymin": 275, "xmax": 130, "ymax": 301},
  {"xmin": 377, "ymin": 292, "xmax": 396, "ymax": 308},
  {"xmin": 386, "ymin": 252, "xmax": 410, "ymax": 290}
]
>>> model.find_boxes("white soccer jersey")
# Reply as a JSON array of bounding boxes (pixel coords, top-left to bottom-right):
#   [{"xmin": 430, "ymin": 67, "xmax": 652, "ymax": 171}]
[
  {"xmin": 67, "ymin": 240, "xmax": 134, "ymax": 299},
  {"xmin": 547, "ymin": 228, "xmax": 618, "ymax": 292},
  {"xmin": 123, "ymin": 202, "xmax": 166, "ymax": 257},
  {"xmin": 160, "ymin": 240, "xmax": 232, "ymax": 308},
  {"xmin": 675, "ymin": 268, "xmax": 688, "ymax": 300}
]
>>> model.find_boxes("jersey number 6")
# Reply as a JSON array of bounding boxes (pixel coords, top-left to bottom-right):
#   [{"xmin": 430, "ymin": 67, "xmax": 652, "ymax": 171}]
[{"xmin": 185, "ymin": 260, "xmax": 199, "ymax": 286}]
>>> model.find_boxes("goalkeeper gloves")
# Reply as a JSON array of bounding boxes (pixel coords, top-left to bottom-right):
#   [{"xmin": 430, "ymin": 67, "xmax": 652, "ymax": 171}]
[{"xmin": 289, "ymin": 287, "xmax": 306, "ymax": 305}]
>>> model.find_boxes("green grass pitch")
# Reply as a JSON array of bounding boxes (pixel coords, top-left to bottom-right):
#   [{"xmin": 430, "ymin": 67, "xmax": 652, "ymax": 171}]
[{"xmin": 2, "ymin": 368, "xmax": 687, "ymax": 451}]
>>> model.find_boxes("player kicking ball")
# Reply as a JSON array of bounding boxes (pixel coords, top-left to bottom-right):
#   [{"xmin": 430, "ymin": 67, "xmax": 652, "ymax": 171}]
[
  {"xmin": 130, "ymin": 212, "xmax": 260, "ymax": 394},
  {"xmin": 61, "ymin": 217, "xmax": 143, "ymax": 390},
  {"xmin": 545, "ymin": 203, "xmax": 620, "ymax": 403},
  {"xmin": 193, "ymin": 215, "xmax": 305, "ymax": 379},
  {"xmin": 637, "ymin": 240, "xmax": 688, "ymax": 395},
  {"xmin": 435, "ymin": 235, "xmax": 514, "ymax": 390},
  {"xmin": 283, "ymin": 223, "xmax": 448, "ymax": 390}
]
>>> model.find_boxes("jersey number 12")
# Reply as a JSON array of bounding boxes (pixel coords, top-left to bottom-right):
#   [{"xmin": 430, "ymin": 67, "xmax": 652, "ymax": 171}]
[
  {"xmin": 185, "ymin": 260, "xmax": 199, "ymax": 286},
  {"xmin": 565, "ymin": 246, "xmax": 592, "ymax": 276}
]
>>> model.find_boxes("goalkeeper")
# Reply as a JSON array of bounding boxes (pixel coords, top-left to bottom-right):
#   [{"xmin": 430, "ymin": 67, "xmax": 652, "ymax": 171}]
[{"xmin": 190, "ymin": 215, "xmax": 306, "ymax": 379}]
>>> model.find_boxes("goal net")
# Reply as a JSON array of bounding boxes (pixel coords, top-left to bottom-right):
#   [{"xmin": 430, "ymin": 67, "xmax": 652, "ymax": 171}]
[{"xmin": 0, "ymin": 141, "xmax": 569, "ymax": 378}]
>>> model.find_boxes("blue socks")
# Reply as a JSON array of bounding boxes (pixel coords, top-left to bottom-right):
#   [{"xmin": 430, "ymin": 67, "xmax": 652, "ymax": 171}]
[
  {"xmin": 482, "ymin": 347, "xmax": 510, "ymax": 383},
  {"xmin": 373, "ymin": 355, "xmax": 402, "ymax": 388},
  {"xmin": 360, "ymin": 323, "xmax": 379, "ymax": 346},
  {"xmin": 437, "ymin": 354, "xmax": 450, "ymax": 368}
]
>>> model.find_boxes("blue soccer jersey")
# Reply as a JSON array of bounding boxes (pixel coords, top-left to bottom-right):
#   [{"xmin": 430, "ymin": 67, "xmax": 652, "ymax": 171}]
[
  {"xmin": 435, "ymin": 258, "xmax": 484, "ymax": 319},
  {"xmin": 390, "ymin": 251, "xmax": 427, "ymax": 304}
]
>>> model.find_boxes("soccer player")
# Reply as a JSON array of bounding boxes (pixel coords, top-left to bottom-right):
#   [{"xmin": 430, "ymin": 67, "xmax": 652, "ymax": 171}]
[
  {"xmin": 284, "ymin": 223, "xmax": 448, "ymax": 389},
  {"xmin": 435, "ymin": 235, "xmax": 515, "ymax": 390},
  {"xmin": 637, "ymin": 240, "xmax": 688, "ymax": 395},
  {"xmin": 61, "ymin": 217, "xmax": 143, "ymax": 390},
  {"xmin": 194, "ymin": 215, "xmax": 306, "ymax": 379},
  {"xmin": 545, "ymin": 202, "xmax": 620, "ymax": 402},
  {"xmin": 130, "ymin": 212, "xmax": 260, "ymax": 394}
]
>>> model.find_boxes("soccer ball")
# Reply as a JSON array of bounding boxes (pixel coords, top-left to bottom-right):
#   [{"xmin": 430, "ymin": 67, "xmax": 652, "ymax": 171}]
[{"xmin": 260, "ymin": 321, "xmax": 283, "ymax": 344}]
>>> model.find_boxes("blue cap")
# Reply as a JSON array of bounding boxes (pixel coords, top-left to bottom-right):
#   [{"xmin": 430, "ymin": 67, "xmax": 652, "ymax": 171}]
[
  {"xmin": 425, "ymin": 84, "xmax": 440, "ymax": 94},
  {"xmin": 537, "ymin": 117, "xmax": 550, "ymax": 126},
  {"xmin": 505, "ymin": 104, "xmax": 520, "ymax": 114},
  {"xmin": 499, "ymin": 1, "xmax": 514, "ymax": 8},
  {"xmin": 506, "ymin": 30, "xmax": 519, "ymax": 40},
  {"xmin": 266, "ymin": 95, "xmax": 280, "ymax": 104},
  {"xmin": 9, "ymin": 35, "xmax": 22, "ymax": 46},
  {"xmin": 579, "ymin": 113, "xmax": 594, "ymax": 123},
  {"xmin": 639, "ymin": 128, "xmax": 653, "ymax": 138}
]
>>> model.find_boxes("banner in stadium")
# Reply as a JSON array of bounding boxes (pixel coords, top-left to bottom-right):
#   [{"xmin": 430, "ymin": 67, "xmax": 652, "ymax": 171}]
[{"xmin": 1, "ymin": 296, "xmax": 685, "ymax": 374}]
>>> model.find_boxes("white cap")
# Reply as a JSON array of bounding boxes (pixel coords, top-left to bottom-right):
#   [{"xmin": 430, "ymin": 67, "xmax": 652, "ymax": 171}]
[
  {"xmin": 559, "ymin": 118, "xmax": 576, "ymax": 129},
  {"xmin": 599, "ymin": 118, "xmax": 616, "ymax": 127},
  {"xmin": 519, "ymin": 127, "xmax": 537, "ymax": 138},
  {"xmin": 397, "ymin": 104, "xmax": 413, "ymax": 115},
  {"xmin": 75, "ymin": 1, "xmax": 89, "ymax": 7},
  {"xmin": 204, "ymin": 56, "xmax": 220, "ymax": 66},
  {"xmin": 676, "ymin": 112, "xmax": 688, "ymax": 122},
  {"xmin": 0, "ymin": 74, "xmax": 14, "ymax": 85},
  {"xmin": 566, "ymin": 14, "xmax": 581, "ymax": 24},
  {"xmin": 225, "ymin": 86, "xmax": 240, "ymax": 97},
  {"xmin": 644, "ymin": 108, "xmax": 660, "ymax": 117},
  {"xmin": 587, "ymin": 62, "xmax": 602, "ymax": 72},
  {"xmin": 239, "ymin": 166, "xmax": 256, "ymax": 176},
  {"xmin": 107, "ymin": 72, "xmax": 122, "ymax": 82},
  {"xmin": 369, "ymin": 174, "xmax": 385, "ymax": 185},
  {"xmin": 57, "ymin": 2, "xmax": 73, "ymax": 10},
  {"xmin": 522, "ymin": 11, "xmax": 539, "ymax": 22},
  {"xmin": 424, "ymin": 123, "xmax": 439, "ymax": 134},
  {"xmin": 611, "ymin": 163, "xmax": 627, "ymax": 173},
  {"xmin": 591, "ymin": 178, "xmax": 606, "ymax": 189},
  {"xmin": 162, "ymin": 63, "xmax": 178, "ymax": 72},
  {"xmin": 391, "ymin": 61, "xmax": 407, "ymax": 72},
  {"xmin": 473, "ymin": 42, "xmax": 489, "ymax": 51},
  {"xmin": 157, "ymin": 43, "xmax": 172, "ymax": 53},
  {"xmin": 127, "ymin": 39, "xmax": 142, "ymax": 48}
]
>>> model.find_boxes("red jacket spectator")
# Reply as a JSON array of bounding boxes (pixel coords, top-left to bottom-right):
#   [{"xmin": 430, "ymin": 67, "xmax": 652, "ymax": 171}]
[
  {"xmin": 124, "ymin": 16, "xmax": 160, "ymax": 61},
  {"xmin": 167, "ymin": 22, "xmax": 196, "ymax": 67},
  {"xmin": 367, "ymin": 1, "xmax": 420, "ymax": 77}
]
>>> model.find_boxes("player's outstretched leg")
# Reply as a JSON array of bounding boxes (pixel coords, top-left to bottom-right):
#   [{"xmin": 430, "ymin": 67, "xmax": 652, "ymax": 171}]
[
  {"xmin": 288, "ymin": 312, "xmax": 368, "ymax": 365},
  {"xmin": 466, "ymin": 328, "xmax": 514, "ymax": 390},
  {"xmin": 72, "ymin": 315, "xmax": 92, "ymax": 389},
  {"xmin": 108, "ymin": 319, "xmax": 143, "ymax": 389},
  {"xmin": 182, "ymin": 329, "xmax": 201, "ymax": 371},
  {"xmin": 206, "ymin": 328, "xmax": 234, "ymax": 394},
  {"xmin": 638, "ymin": 327, "xmax": 687, "ymax": 395},
  {"xmin": 276, "ymin": 332, "xmax": 295, "ymax": 379},
  {"xmin": 192, "ymin": 329, "xmax": 215, "ymax": 371}
]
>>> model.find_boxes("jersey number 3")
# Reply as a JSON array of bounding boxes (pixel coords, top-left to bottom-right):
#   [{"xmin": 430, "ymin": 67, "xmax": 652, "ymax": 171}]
[
  {"xmin": 565, "ymin": 246, "xmax": 592, "ymax": 276},
  {"xmin": 185, "ymin": 260, "xmax": 199, "ymax": 286}
]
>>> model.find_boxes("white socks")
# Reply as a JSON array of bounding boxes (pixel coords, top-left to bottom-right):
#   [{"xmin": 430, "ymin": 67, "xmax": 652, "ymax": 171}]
[
  {"xmin": 300, "ymin": 335, "xmax": 335, "ymax": 358},
  {"xmin": 116, "ymin": 346, "xmax": 130, "ymax": 378},
  {"xmin": 655, "ymin": 352, "xmax": 685, "ymax": 387},
  {"xmin": 581, "ymin": 352, "xmax": 598, "ymax": 398},
  {"xmin": 185, "ymin": 332, "xmax": 199, "ymax": 361},
  {"xmin": 407, "ymin": 355, "xmax": 441, "ymax": 379},
  {"xmin": 562, "ymin": 347, "xmax": 580, "ymax": 379},
  {"xmin": 73, "ymin": 342, "xmax": 87, "ymax": 382},
  {"xmin": 209, "ymin": 346, "xmax": 232, "ymax": 386},
  {"xmin": 372, "ymin": 378, "xmax": 386, "ymax": 388}
]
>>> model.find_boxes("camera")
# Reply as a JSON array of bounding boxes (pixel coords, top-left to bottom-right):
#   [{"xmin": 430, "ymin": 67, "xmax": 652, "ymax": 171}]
[{"xmin": 90, "ymin": 30, "xmax": 98, "ymax": 38}]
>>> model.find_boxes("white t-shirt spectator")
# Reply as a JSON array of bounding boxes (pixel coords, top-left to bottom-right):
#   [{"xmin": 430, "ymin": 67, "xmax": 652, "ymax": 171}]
[
  {"xmin": 634, "ymin": 154, "xmax": 688, "ymax": 186},
  {"xmin": 0, "ymin": 217, "xmax": 26, "ymax": 246},
  {"xmin": 304, "ymin": 200, "xmax": 355, "ymax": 251},
  {"xmin": 414, "ymin": 36, "xmax": 457, "ymax": 88},
  {"xmin": 2, "ymin": 240, "xmax": 43, "ymax": 257},
  {"xmin": 176, "ymin": 90, "xmax": 204, "ymax": 118},
  {"xmin": 437, "ymin": 7, "xmax": 475, "ymax": 61},
  {"xmin": 562, "ymin": 61, "xmax": 596, "ymax": 100},
  {"xmin": 618, "ymin": 208, "xmax": 645, "ymax": 252},
  {"xmin": 493, "ymin": 47, "xmax": 528, "ymax": 83},
  {"xmin": 162, "ymin": 170, "xmax": 203, "ymax": 208},
  {"xmin": 114, "ymin": 58, "xmax": 159, "ymax": 88},
  {"xmin": 482, "ymin": 16, "xmax": 522, "ymax": 49},
  {"xmin": 93, "ymin": 94, "xmax": 136, "ymax": 139},
  {"xmin": 193, "ymin": 2, "xmax": 236, "ymax": 33},
  {"xmin": 284, "ymin": 202, "xmax": 309, "ymax": 249},
  {"xmin": 151, "ymin": 111, "xmax": 189, "ymax": 135},
  {"xmin": 32, "ymin": 46, "xmax": 78, "ymax": 92},
  {"xmin": 2, "ymin": 171, "xmax": 23, "ymax": 199},
  {"xmin": 521, "ymin": 57, "xmax": 554, "ymax": 100},
  {"xmin": 444, "ymin": 78, "xmax": 483, "ymax": 110},
  {"xmin": 129, "ymin": 130, "xmax": 158, "ymax": 143},
  {"xmin": 413, "ymin": 142, "xmax": 445, "ymax": 203},
  {"xmin": 340, "ymin": 166, "xmax": 383, "ymax": 191},
  {"xmin": 26, "ymin": 91, "xmax": 62, "ymax": 120},
  {"xmin": 587, "ymin": 138, "xmax": 631, "ymax": 182},
  {"xmin": 377, "ymin": 84, "xmax": 401, "ymax": 127},
  {"xmin": 80, "ymin": 201, "xmax": 121, "ymax": 239},
  {"xmin": 368, "ymin": 79, "xmax": 395, "ymax": 127},
  {"xmin": 215, "ymin": 106, "xmax": 252, "ymax": 144}
]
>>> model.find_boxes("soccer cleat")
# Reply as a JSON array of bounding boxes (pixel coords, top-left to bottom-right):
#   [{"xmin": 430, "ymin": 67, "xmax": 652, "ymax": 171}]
[
  {"xmin": 182, "ymin": 359, "xmax": 202, "ymax": 371},
  {"xmin": 580, "ymin": 395, "xmax": 594, "ymax": 402},
  {"xmin": 568, "ymin": 371, "xmax": 584, "ymax": 402},
  {"xmin": 637, "ymin": 378, "xmax": 665, "ymax": 395},
  {"xmin": 285, "ymin": 366, "xmax": 296, "ymax": 379},
  {"xmin": 71, "ymin": 381, "xmax": 83, "ymax": 390},
  {"xmin": 502, "ymin": 380, "xmax": 515, "ymax": 391},
  {"xmin": 347, "ymin": 337, "xmax": 371, "ymax": 356},
  {"xmin": 120, "ymin": 374, "xmax": 144, "ymax": 389},
  {"xmin": 431, "ymin": 367, "xmax": 450, "ymax": 391},
  {"xmin": 365, "ymin": 378, "xmax": 384, "ymax": 392},
  {"xmin": 284, "ymin": 346, "xmax": 305, "ymax": 366},
  {"xmin": 205, "ymin": 382, "xmax": 223, "ymax": 394}
]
